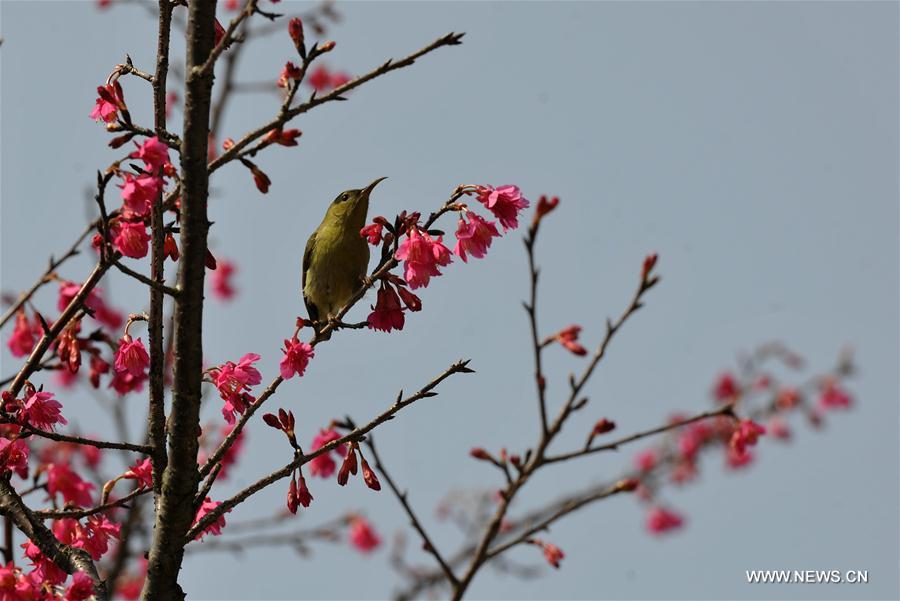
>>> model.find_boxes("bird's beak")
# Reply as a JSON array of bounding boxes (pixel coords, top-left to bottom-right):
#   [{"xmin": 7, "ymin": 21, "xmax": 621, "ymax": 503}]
[{"xmin": 362, "ymin": 176, "xmax": 387, "ymax": 198}]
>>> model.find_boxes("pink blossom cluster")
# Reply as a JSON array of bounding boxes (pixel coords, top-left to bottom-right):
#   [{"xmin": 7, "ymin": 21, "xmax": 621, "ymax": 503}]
[
  {"xmin": 209, "ymin": 353, "xmax": 263, "ymax": 424},
  {"xmin": 365, "ymin": 185, "xmax": 529, "ymax": 333},
  {"xmin": 625, "ymin": 357, "xmax": 855, "ymax": 537}
]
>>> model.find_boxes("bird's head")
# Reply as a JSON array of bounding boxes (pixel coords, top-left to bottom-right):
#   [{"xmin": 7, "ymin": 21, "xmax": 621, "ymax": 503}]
[{"xmin": 325, "ymin": 177, "xmax": 387, "ymax": 225}]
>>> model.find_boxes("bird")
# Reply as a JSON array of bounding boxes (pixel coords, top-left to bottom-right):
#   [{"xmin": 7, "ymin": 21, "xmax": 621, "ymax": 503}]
[{"xmin": 302, "ymin": 177, "xmax": 386, "ymax": 338}]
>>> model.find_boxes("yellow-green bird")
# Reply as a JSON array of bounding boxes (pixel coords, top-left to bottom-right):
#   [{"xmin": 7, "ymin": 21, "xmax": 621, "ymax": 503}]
[{"xmin": 302, "ymin": 177, "xmax": 386, "ymax": 335}]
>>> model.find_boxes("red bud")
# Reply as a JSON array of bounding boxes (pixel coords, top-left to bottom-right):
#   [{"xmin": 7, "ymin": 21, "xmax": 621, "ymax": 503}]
[
  {"xmin": 262, "ymin": 413, "xmax": 282, "ymax": 430},
  {"xmin": 592, "ymin": 418, "xmax": 616, "ymax": 436},
  {"xmin": 361, "ymin": 458, "xmax": 381, "ymax": 491}
]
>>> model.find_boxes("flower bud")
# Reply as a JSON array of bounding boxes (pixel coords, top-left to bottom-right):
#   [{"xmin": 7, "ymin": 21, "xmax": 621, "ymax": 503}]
[
  {"xmin": 591, "ymin": 418, "xmax": 616, "ymax": 436},
  {"xmin": 262, "ymin": 413, "xmax": 282, "ymax": 430},
  {"xmin": 642, "ymin": 253, "xmax": 658, "ymax": 280},
  {"xmin": 469, "ymin": 447, "xmax": 491, "ymax": 461},
  {"xmin": 288, "ymin": 17, "xmax": 305, "ymax": 56},
  {"xmin": 361, "ymin": 458, "xmax": 381, "ymax": 491},
  {"xmin": 616, "ymin": 477, "xmax": 640, "ymax": 492}
]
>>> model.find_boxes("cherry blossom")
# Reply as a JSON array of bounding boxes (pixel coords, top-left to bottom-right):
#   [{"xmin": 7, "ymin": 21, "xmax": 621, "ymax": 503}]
[
  {"xmin": 211, "ymin": 258, "xmax": 237, "ymax": 300},
  {"xmin": 46, "ymin": 463, "xmax": 94, "ymax": 507},
  {"xmin": 193, "ymin": 498, "xmax": 229, "ymax": 540},
  {"xmin": 367, "ymin": 283, "xmax": 405, "ymax": 332},
  {"xmin": 119, "ymin": 173, "xmax": 162, "ymax": 217},
  {"xmin": 279, "ymin": 338, "xmax": 314, "ymax": 379},
  {"xmin": 6, "ymin": 311, "xmax": 37, "ymax": 358},
  {"xmin": 308, "ymin": 428, "xmax": 346, "ymax": 479},
  {"xmin": 646, "ymin": 507, "xmax": 685, "ymax": 534},
  {"xmin": 454, "ymin": 211, "xmax": 500, "ymax": 262},
  {"xmin": 475, "ymin": 185, "xmax": 530, "ymax": 231},
  {"xmin": 348, "ymin": 516, "xmax": 381, "ymax": 553},
  {"xmin": 395, "ymin": 228, "xmax": 452, "ymax": 289},
  {"xmin": 130, "ymin": 136, "xmax": 170, "ymax": 171},
  {"xmin": 114, "ymin": 335, "xmax": 150, "ymax": 378},
  {"xmin": 23, "ymin": 391, "xmax": 67, "ymax": 431}
]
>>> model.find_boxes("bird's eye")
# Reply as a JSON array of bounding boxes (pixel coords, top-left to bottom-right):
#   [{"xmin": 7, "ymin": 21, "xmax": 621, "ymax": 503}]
[{"xmin": 337, "ymin": 192, "xmax": 350, "ymax": 203}]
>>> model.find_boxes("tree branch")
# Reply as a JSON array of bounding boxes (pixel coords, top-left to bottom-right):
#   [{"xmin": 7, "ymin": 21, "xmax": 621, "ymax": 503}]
[
  {"xmin": 186, "ymin": 360, "xmax": 474, "ymax": 542},
  {"xmin": 141, "ymin": 0, "xmax": 217, "ymax": 598},
  {"xmin": 0, "ymin": 478, "xmax": 107, "ymax": 599}
]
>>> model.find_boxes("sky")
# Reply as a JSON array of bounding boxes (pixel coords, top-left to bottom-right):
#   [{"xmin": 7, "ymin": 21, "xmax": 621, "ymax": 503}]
[{"xmin": 1, "ymin": 1, "xmax": 898, "ymax": 600}]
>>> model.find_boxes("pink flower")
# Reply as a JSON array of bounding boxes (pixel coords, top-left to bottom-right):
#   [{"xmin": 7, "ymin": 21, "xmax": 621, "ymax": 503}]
[
  {"xmin": 308, "ymin": 65, "xmax": 339, "ymax": 91},
  {"xmin": 395, "ymin": 228, "xmax": 452, "ymax": 289},
  {"xmin": 114, "ymin": 335, "xmax": 150, "ymax": 378},
  {"xmin": 726, "ymin": 446, "xmax": 755, "ymax": 469},
  {"xmin": 212, "ymin": 353, "xmax": 262, "ymax": 423},
  {"xmin": 330, "ymin": 71, "xmax": 351, "ymax": 89},
  {"xmin": 23, "ymin": 391, "xmax": 67, "ymax": 431},
  {"xmin": 730, "ymin": 419, "xmax": 766, "ymax": 455},
  {"xmin": 78, "ymin": 515, "xmax": 120, "ymax": 560},
  {"xmin": 634, "ymin": 448, "xmax": 657, "ymax": 472},
  {"xmin": 0, "ymin": 438, "xmax": 29, "ymax": 479},
  {"xmin": 277, "ymin": 61, "xmax": 303, "ymax": 88},
  {"xmin": 775, "ymin": 387, "xmax": 801, "ymax": 410},
  {"xmin": 119, "ymin": 173, "xmax": 162, "ymax": 217},
  {"xmin": 308, "ymin": 429, "xmax": 346, "ymax": 478},
  {"xmin": 535, "ymin": 540, "xmax": 565, "ymax": 568},
  {"xmin": 454, "ymin": 211, "xmax": 500, "ymax": 262},
  {"xmin": 46, "ymin": 463, "xmax": 94, "ymax": 507},
  {"xmin": 713, "ymin": 372, "xmax": 739, "ymax": 402},
  {"xmin": 360, "ymin": 223, "xmax": 383, "ymax": 245},
  {"xmin": 23, "ymin": 540, "xmax": 67, "ymax": 585},
  {"xmin": 109, "ymin": 370, "xmax": 146, "ymax": 396},
  {"xmin": 193, "ymin": 497, "xmax": 229, "ymax": 540},
  {"xmin": 646, "ymin": 507, "xmax": 685, "ymax": 535},
  {"xmin": 130, "ymin": 136, "xmax": 170, "ymax": 171},
  {"xmin": 819, "ymin": 381, "xmax": 852, "ymax": 410},
  {"xmin": 64, "ymin": 572, "xmax": 94, "ymax": 601},
  {"xmin": 0, "ymin": 562, "xmax": 36, "ymax": 599},
  {"xmin": 475, "ymin": 185, "xmax": 530, "ymax": 231},
  {"xmin": 57, "ymin": 281, "xmax": 102, "ymax": 313},
  {"xmin": 211, "ymin": 259, "xmax": 237, "ymax": 300},
  {"xmin": 6, "ymin": 311, "xmax": 37, "ymax": 358},
  {"xmin": 678, "ymin": 422, "xmax": 712, "ymax": 461},
  {"xmin": 280, "ymin": 338, "xmax": 314, "ymax": 379},
  {"xmin": 124, "ymin": 458, "xmax": 153, "ymax": 489},
  {"xmin": 553, "ymin": 325, "xmax": 588, "ymax": 356},
  {"xmin": 90, "ymin": 83, "xmax": 125, "ymax": 123},
  {"xmin": 367, "ymin": 284, "xmax": 405, "ymax": 332},
  {"xmin": 348, "ymin": 516, "xmax": 381, "ymax": 553},
  {"xmin": 113, "ymin": 221, "xmax": 151, "ymax": 259}
]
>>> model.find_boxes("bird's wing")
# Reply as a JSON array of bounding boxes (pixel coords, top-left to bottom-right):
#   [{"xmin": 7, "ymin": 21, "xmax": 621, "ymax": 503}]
[{"xmin": 302, "ymin": 230, "xmax": 319, "ymax": 323}]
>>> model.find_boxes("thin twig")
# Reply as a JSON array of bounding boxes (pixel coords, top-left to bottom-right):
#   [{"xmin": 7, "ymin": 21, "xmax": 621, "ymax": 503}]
[{"xmin": 365, "ymin": 437, "xmax": 459, "ymax": 586}]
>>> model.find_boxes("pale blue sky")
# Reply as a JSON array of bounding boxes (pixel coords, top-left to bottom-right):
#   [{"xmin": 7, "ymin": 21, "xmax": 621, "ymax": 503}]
[{"xmin": 1, "ymin": 1, "xmax": 898, "ymax": 600}]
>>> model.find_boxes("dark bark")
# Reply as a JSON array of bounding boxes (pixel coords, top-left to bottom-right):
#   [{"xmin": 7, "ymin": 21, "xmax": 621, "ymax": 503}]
[
  {"xmin": 141, "ymin": 1, "xmax": 217, "ymax": 599},
  {"xmin": 148, "ymin": 0, "xmax": 173, "ymax": 499}
]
